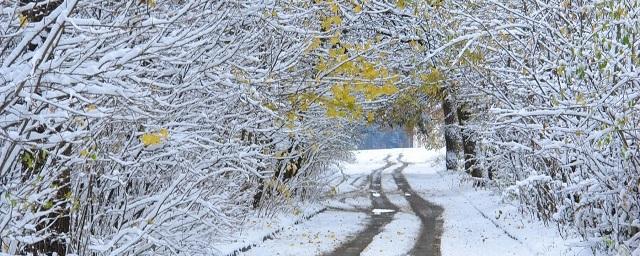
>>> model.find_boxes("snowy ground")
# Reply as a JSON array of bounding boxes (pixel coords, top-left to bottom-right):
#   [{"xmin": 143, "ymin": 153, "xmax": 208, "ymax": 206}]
[
  {"xmin": 400, "ymin": 150, "xmax": 588, "ymax": 256},
  {"xmin": 217, "ymin": 148, "xmax": 588, "ymax": 256},
  {"xmin": 238, "ymin": 211, "xmax": 368, "ymax": 256}
]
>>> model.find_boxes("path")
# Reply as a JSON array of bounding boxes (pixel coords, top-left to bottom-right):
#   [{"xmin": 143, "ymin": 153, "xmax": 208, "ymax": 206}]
[
  {"xmin": 235, "ymin": 148, "xmax": 581, "ymax": 256},
  {"xmin": 393, "ymin": 156, "xmax": 444, "ymax": 256},
  {"xmin": 327, "ymin": 155, "xmax": 443, "ymax": 256},
  {"xmin": 327, "ymin": 159, "xmax": 398, "ymax": 255}
]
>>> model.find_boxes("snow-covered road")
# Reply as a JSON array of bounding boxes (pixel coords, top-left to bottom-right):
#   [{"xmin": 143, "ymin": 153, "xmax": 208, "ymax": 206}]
[{"xmin": 234, "ymin": 148, "xmax": 586, "ymax": 256}]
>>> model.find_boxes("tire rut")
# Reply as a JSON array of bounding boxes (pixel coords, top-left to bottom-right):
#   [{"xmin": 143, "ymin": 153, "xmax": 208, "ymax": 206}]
[
  {"xmin": 392, "ymin": 155, "xmax": 444, "ymax": 256},
  {"xmin": 326, "ymin": 156, "xmax": 397, "ymax": 256}
]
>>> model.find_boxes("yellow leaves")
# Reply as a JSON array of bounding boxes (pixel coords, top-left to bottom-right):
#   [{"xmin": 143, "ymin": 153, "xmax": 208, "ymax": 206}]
[
  {"xmin": 263, "ymin": 9, "xmax": 278, "ymax": 18},
  {"xmin": 331, "ymin": 83, "xmax": 356, "ymax": 108},
  {"xmin": 79, "ymin": 145, "xmax": 97, "ymax": 160},
  {"xmin": 421, "ymin": 67, "xmax": 444, "ymax": 85},
  {"xmin": 428, "ymin": 0, "xmax": 444, "ymax": 8},
  {"xmin": 367, "ymin": 112, "xmax": 375, "ymax": 123},
  {"xmin": 361, "ymin": 82, "xmax": 397, "ymax": 101},
  {"xmin": 328, "ymin": 46, "xmax": 346, "ymax": 59},
  {"xmin": 264, "ymin": 179, "xmax": 292, "ymax": 200},
  {"xmin": 316, "ymin": 59, "xmax": 328, "ymax": 73},
  {"xmin": 264, "ymin": 102, "xmax": 278, "ymax": 111},
  {"xmin": 613, "ymin": 6, "xmax": 627, "ymax": 20},
  {"xmin": 326, "ymin": 105, "xmax": 339, "ymax": 118},
  {"xmin": 321, "ymin": 15, "xmax": 342, "ymax": 31},
  {"xmin": 362, "ymin": 62, "xmax": 378, "ymax": 80},
  {"xmin": 140, "ymin": 128, "xmax": 170, "ymax": 147},
  {"xmin": 139, "ymin": 0, "xmax": 157, "ymax": 8},
  {"xmin": 381, "ymin": 83, "xmax": 398, "ymax": 95},
  {"xmin": 419, "ymin": 67, "xmax": 445, "ymax": 98},
  {"xmin": 324, "ymin": 84, "xmax": 364, "ymax": 119},
  {"xmin": 18, "ymin": 14, "xmax": 28, "ymax": 28},
  {"xmin": 141, "ymin": 133, "xmax": 161, "ymax": 146},
  {"xmin": 462, "ymin": 50, "xmax": 485, "ymax": 65},
  {"xmin": 85, "ymin": 104, "xmax": 97, "ymax": 112}
]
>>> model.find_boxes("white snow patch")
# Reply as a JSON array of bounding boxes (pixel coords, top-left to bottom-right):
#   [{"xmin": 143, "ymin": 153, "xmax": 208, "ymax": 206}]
[{"xmin": 372, "ymin": 208, "xmax": 395, "ymax": 214}]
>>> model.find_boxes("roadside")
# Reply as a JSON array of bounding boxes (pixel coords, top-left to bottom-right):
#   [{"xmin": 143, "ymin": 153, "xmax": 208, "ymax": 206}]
[{"xmin": 220, "ymin": 148, "xmax": 588, "ymax": 256}]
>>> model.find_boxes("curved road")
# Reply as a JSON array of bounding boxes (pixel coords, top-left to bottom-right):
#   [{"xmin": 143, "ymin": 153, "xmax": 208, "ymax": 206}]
[
  {"xmin": 393, "ymin": 155, "xmax": 444, "ymax": 256},
  {"xmin": 328, "ymin": 159, "xmax": 397, "ymax": 255},
  {"xmin": 327, "ymin": 155, "xmax": 444, "ymax": 256}
]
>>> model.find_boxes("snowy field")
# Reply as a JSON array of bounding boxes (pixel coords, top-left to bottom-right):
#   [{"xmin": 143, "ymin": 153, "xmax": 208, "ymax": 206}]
[{"xmin": 219, "ymin": 148, "xmax": 589, "ymax": 256}]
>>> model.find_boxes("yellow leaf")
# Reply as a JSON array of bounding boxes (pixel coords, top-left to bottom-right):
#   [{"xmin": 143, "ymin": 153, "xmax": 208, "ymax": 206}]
[
  {"xmin": 18, "ymin": 14, "xmax": 28, "ymax": 28},
  {"xmin": 147, "ymin": 0, "xmax": 157, "ymax": 8},
  {"xmin": 158, "ymin": 128, "xmax": 169, "ymax": 138},
  {"xmin": 140, "ymin": 133, "xmax": 161, "ymax": 146},
  {"xmin": 80, "ymin": 149, "xmax": 90, "ymax": 157},
  {"xmin": 354, "ymin": 4, "xmax": 362, "ymax": 13},
  {"xmin": 306, "ymin": 37, "xmax": 322, "ymax": 52},
  {"xmin": 397, "ymin": 0, "xmax": 406, "ymax": 9},
  {"xmin": 576, "ymin": 92, "xmax": 585, "ymax": 106},
  {"xmin": 556, "ymin": 65, "xmax": 566, "ymax": 76},
  {"xmin": 330, "ymin": 33, "xmax": 341, "ymax": 45}
]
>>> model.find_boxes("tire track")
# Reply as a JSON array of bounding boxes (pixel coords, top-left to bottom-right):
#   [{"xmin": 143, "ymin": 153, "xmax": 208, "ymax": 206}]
[
  {"xmin": 326, "ymin": 156, "xmax": 397, "ymax": 256},
  {"xmin": 392, "ymin": 155, "xmax": 444, "ymax": 256}
]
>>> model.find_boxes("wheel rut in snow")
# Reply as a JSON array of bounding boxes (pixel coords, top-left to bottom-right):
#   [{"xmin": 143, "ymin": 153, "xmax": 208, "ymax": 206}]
[
  {"xmin": 326, "ymin": 155, "xmax": 397, "ymax": 256},
  {"xmin": 393, "ymin": 155, "xmax": 444, "ymax": 256}
]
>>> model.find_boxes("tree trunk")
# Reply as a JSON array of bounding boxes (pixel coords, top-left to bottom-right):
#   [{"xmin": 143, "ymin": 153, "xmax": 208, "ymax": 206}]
[
  {"xmin": 442, "ymin": 90, "xmax": 459, "ymax": 171},
  {"xmin": 457, "ymin": 104, "xmax": 482, "ymax": 178}
]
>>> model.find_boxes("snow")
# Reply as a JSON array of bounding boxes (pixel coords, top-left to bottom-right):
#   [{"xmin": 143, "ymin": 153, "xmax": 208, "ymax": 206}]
[
  {"xmin": 237, "ymin": 211, "xmax": 368, "ymax": 256},
  {"xmin": 386, "ymin": 193, "xmax": 411, "ymax": 212},
  {"xmin": 361, "ymin": 212, "xmax": 421, "ymax": 256},
  {"xmin": 214, "ymin": 148, "xmax": 588, "ymax": 256},
  {"xmin": 213, "ymin": 204, "xmax": 327, "ymax": 255},
  {"xmin": 397, "ymin": 148, "xmax": 589, "ymax": 256},
  {"xmin": 371, "ymin": 208, "xmax": 395, "ymax": 214}
]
